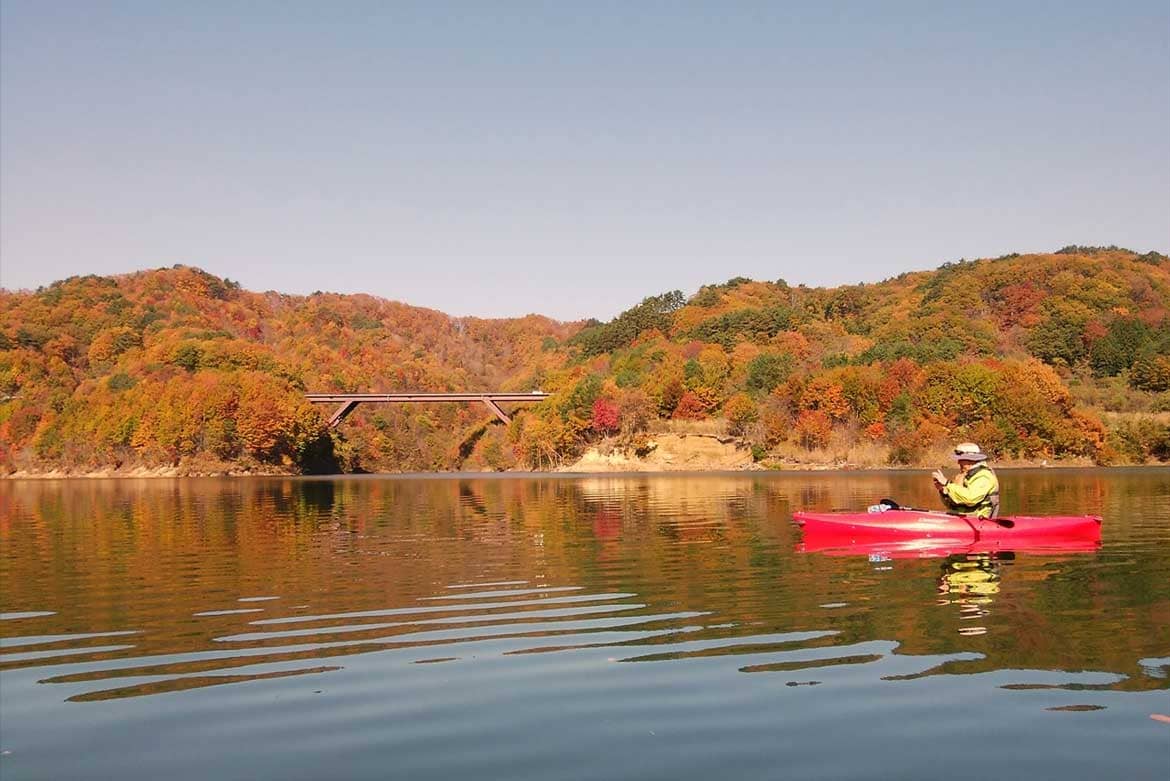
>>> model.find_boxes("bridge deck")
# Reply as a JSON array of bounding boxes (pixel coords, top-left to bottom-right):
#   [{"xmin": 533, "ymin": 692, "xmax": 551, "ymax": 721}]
[{"xmin": 307, "ymin": 392, "xmax": 550, "ymax": 428}]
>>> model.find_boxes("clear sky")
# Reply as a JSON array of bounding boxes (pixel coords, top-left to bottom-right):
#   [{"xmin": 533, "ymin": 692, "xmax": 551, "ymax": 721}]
[{"xmin": 2, "ymin": 1, "xmax": 1167, "ymax": 320}]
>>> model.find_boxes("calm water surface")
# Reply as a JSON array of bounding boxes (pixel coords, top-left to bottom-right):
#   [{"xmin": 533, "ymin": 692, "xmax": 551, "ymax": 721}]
[{"xmin": 1, "ymin": 469, "xmax": 1168, "ymax": 780}]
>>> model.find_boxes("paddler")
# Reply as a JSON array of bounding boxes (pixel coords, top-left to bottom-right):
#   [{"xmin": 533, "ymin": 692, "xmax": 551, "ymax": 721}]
[{"xmin": 931, "ymin": 442, "xmax": 1001, "ymax": 518}]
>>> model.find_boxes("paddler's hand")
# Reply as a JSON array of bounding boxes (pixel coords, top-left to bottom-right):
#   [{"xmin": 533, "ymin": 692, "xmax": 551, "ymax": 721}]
[{"xmin": 931, "ymin": 470, "xmax": 947, "ymax": 487}]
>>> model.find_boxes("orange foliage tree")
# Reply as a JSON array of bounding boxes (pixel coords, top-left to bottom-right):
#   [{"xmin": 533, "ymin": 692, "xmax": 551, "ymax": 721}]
[{"xmin": 794, "ymin": 409, "xmax": 832, "ymax": 450}]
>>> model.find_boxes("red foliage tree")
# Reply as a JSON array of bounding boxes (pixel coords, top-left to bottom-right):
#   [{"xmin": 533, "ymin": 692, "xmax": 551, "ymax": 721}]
[
  {"xmin": 672, "ymin": 390, "xmax": 710, "ymax": 420},
  {"xmin": 991, "ymin": 282, "xmax": 1045, "ymax": 328},
  {"xmin": 591, "ymin": 398, "xmax": 620, "ymax": 434}
]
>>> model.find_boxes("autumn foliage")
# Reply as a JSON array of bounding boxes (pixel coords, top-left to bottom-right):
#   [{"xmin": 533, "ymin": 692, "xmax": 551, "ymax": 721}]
[
  {"xmin": 519, "ymin": 247, "xmax": 1169, "ymax": 466},
  {"xmin": 0, "ymin": 266, "xmax": 576, "ymax": 473},
  {"xmin": 2, "ymin": 248, "xmax": 1169, "ymax": 474}
]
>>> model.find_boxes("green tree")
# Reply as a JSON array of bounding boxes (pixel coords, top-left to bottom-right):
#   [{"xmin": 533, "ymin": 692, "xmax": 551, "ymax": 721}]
[
  {"xmin": 1089, "ymin": 318, "xmax": 1150, "ymax": 376},
  {"xmin": 745, "ymin": 353, "xmax": 794, "ymax": 395},
  {"xmin": 1027, "ymin": 301, "xmax": 1090, "ymax": 366}
]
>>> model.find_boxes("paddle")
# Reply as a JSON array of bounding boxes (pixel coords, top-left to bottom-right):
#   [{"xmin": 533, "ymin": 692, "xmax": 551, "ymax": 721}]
[{"xmin": 869, "ymin": 498, "xmax": 950, "ymax": 515}]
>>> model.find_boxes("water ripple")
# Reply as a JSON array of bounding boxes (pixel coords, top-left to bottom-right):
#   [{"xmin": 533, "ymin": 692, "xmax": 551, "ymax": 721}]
[{"xmin": 1, "ymin": 472, "xmax": 1167, "ymax": 781}]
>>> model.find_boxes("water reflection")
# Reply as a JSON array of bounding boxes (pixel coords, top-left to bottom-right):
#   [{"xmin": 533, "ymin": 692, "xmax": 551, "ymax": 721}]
[
  {"xmin": 936, "ymin": 554, "xmax": 1006, "ymax": 636},
  {"xmin": 0, "ymin": 471, "xmax": 1168, "ymax": 780}
]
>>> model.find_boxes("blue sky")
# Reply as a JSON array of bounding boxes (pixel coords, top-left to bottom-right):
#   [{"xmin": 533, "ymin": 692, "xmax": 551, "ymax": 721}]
[{"xmin": 2, "ymin": 1, "xmax": 1167, "ymax": 319}]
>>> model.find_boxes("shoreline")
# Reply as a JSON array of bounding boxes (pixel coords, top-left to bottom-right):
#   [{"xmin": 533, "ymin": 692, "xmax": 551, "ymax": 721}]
[{"xmin": 2, "ymin": 460, "xmax": 1158, "ymax": 481}]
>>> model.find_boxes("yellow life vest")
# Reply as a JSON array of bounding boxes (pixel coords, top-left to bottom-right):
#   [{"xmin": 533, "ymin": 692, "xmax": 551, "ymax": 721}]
[{"xmin": 941, "ymin": 464, "xmax": 1001, "ymax": 519}]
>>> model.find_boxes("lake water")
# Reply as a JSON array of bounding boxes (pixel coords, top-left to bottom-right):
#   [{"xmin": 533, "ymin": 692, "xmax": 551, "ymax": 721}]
[{"xmin": 1, "ymin": 469, "xmax": 1168, "ymax": 780}]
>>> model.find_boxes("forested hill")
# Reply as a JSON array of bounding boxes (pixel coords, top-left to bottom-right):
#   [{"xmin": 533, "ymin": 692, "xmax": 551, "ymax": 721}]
[
  {"xmin": 0, "ymin": 267, "xmax": 578, "ymax": 473},
  {"xmin": 2, "ymin": 247, "xmax": 1169, "ymax": 475}
]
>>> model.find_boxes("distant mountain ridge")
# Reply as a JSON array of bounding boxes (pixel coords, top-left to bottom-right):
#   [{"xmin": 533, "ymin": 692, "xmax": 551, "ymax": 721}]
[{"xmin": 2, "ymin": 247, "xmax": 1168, "ymax": 475}]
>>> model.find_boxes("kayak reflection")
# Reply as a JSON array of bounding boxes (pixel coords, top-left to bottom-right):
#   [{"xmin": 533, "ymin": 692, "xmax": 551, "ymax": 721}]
[
  {"xmin": 793, "ymin": 515, "xmax": 1102, "ymax": 638},
  {"xmin": 795, "ymin": 535, "xmax": 1100, "ymax": 558}
]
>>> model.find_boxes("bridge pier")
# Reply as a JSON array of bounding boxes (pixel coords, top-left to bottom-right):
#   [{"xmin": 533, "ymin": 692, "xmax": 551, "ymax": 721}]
[
  {"xmin": 327, "ymin": 400, "xmax": 360, "ymax": 428},
  {"xmin": 480, "ymin": 398, "xmax": 511, "ymax": 424}
]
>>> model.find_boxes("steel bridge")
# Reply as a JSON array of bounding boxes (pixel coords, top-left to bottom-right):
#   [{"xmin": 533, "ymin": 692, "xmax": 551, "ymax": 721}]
[{"xmin": 307, "ymin": 392, "xmax": 550, "ymax": 428}]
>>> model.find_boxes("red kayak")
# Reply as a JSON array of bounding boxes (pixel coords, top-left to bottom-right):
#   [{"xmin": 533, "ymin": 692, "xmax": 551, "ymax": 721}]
[{"xmin": 793, "ymin": 509, "xmax": 1102, "ymax": 557}]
